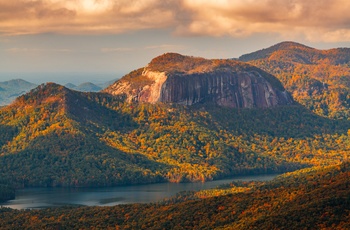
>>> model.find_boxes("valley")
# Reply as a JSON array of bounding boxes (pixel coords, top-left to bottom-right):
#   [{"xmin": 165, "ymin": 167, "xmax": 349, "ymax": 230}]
[
  {"xmin": 2, "ymin": 174, "xmax": 276, "ymax": 210},
  {"xmin": 1, "ymin": 163, "xmax": 349, "ymax": 229}
]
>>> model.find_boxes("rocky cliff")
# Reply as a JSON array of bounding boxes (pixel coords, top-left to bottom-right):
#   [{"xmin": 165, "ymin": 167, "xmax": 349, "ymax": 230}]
[{"xmin": 104, "ymin": 53, "xmax": 292, "ymax": 108}]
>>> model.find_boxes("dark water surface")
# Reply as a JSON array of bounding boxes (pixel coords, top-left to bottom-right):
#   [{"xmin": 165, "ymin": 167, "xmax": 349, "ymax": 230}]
[{"xmin": 1, "ymin": 174, "xmax": 277, "ymax": 209}]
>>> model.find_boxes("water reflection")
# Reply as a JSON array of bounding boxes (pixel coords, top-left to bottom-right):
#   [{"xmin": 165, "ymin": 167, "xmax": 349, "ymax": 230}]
[{"xmin": 1, "ymin": 174, "xmax": 277, "ymax": 209}]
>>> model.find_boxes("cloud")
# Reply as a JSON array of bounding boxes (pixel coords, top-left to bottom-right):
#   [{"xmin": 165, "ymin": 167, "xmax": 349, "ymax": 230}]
[
  {"xmin": 144, "ymin": 44, "xmax": 185, "ymax": 50},
  {"xmin": 6, "ymin": 47, "xmax": 72, "ymax": 53},
  {"xmin": 1, "ymin": 0, "xmax": 350, "ymax": 42},
  {"xmin": 0, "ymin": 0, "xmax": 175, "ymax": 35},
  {"xmin": 177, "ymin": 0, "xmax": 350, "ymax": 41},
  {"xmin": 101, "ymin": 44, "xmax": 185, "ymax": 53},
  {"xmin": 101, "ymin": 47, "xmax": 134, "ymax": 53}
]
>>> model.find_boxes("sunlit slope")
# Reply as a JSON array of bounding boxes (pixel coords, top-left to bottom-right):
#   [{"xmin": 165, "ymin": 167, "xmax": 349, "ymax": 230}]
[{"xmin": 240, "ymin": 41, "xmax": 350, "ymax": 119}]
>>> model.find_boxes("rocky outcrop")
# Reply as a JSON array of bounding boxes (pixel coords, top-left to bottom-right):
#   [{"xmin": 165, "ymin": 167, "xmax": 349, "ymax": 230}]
[
  {"xmin": 104, "ymin": 53, "xmax": 293, "ymax": 108},
  {"xmin": 160, "ymin": 70, "xmax": 292, "ymax": 108}
]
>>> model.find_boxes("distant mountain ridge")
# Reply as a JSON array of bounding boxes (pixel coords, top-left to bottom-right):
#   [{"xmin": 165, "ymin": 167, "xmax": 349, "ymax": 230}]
[
  {"xmin": 239, "ymin": 41, "xmax": 350, "ymax": 119},
  {"xmin": 240, "ymin": 41, "xmax": 316, "ymax": 63},
  {"xmin": 240, "ymin": 41, "xmax": 350, "ymax": 65},
  {"xmin": 104, "ymin": 53, "xmax": 292, "ymax": 108},
  {"xmin": 0, "ymin": 78, "xmax": 117, "ymax": 106},
  {"xmin": 65, "ymin": 82, "xmax": 102, "ymax": 92},
  {"xmin": 0, "ymin": 79, "xmax": 37, "ymax": 106}
]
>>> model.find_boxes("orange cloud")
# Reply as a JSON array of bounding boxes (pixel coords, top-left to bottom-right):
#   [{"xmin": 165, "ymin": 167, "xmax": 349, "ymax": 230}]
[
  {"xmin": 178, "ymin": 0, "xmax": 350, "ymax": 41},
  {"xmin": 0, "ymin": 0, "xmax": 175, "ymax": 35},
  {"xmin": 1, "ymin": 0, "xmax": 350, "ymax": 42}
]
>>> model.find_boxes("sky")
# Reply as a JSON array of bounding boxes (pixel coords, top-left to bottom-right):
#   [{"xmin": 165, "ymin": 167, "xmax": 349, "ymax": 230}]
[{"xmin": 1, "ymin": 0, "xmax": 350, "ymax": 84}]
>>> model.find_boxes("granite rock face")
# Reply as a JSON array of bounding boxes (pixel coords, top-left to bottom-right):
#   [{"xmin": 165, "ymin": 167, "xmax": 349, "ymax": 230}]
[{"xmin": 104, "ymin": 53, "xmax": 292, "ymax": 108}]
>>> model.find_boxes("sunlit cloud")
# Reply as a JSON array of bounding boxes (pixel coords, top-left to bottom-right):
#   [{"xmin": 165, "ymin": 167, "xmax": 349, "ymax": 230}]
[
  {"xmin": 177, "ymin": 0, "xmax": 350, "ymax": 42},
  {"xmin": 1, "ymin": 0, "xmax": 350, "ymax": 42},
  {"xmin": 0, "ymin": 0, "xmax": 175, "ymax": 35}
]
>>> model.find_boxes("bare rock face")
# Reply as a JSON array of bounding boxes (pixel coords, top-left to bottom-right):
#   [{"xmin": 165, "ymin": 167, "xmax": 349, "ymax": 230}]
[{"xmin": 104, "ymin": 53, "xmax": 292, "ymax": 108}]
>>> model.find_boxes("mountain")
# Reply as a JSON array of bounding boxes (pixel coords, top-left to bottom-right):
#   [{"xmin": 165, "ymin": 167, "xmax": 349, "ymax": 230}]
[
  {"xmin": 0, "ymin": 79, "xmax": 37, "ymax": 106},
  {"xmin": 0, "ymin": 83, "xmax": 171, "ymax": 187},
  {"xmin": 64, "ymin": 83, "xmax": 77, "ymax": 89},
  {"xmin": 1, "ymin": 53, "xmax": 350, "ymax": 190},
  {"xmin": 1, "ymin": 82, "xmax": 350, "ymax": 189},
  {"xmin": 104, "ymin": 53, "xmax": 292, "ymax": 108},
  {"xmin": 239, "ymin": 41, "xmax": 319, "ymax": 63},
  {"xmin": 239, "ymin": 41, "xmax": 350, "ymax": 119},
  {"xmin": 1, "ymin": 53, "xmax": 350, "ymax": 189},
  {"xmin": 0, "ymin": 78, "xmax": 111, "ymax": 107},
  {"xmin": 65, "ymin": 82, "xmax": 102, "ymax": 92},
  {"xmin": 2, "ymin": 48, "xmax": 350, "ymax": 229},
  {"xmin": 75, "ymin": 82, "xmax": 102, "ymax": 92},
  {"xmin": 0, "ymin": 83, "xmax": 291, "ymax": 188},
  {"xmin": 1, "ymin": 162, "xmax": 349, "ymax": 229}
]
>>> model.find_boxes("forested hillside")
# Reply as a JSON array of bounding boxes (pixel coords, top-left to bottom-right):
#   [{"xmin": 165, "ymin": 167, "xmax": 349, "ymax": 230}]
[
  {"xmin": 0, "ymin": 184, "xmax": 14, "ymax": 203},
  {"xmin": 0, "ymin": 83, "xmax": 167, "ymax": 188},
  {"xmin": 240, "ymin": 41, "xmax": 350, "ymax": 119},
  {"xmin": 0, "ymin": 82, "xmax": 350, "ymax": 191}
]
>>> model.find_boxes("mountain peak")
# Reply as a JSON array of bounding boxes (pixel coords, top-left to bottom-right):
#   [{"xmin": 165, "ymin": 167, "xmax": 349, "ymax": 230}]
[
  {"xmin": 147, "ymin": 53, "xmax": 210, "ymax": 74},
  {"xmin": 2, "ymin": 78, "xmax": 31, "ymax": 83},
  {"xmin": 0, "ymin": 79, "xmax": 38, "ymax": 106},
  {"xmin": 0, "ymin": 78, "xmax": 37, "ymax": 88},
  {"xmin": 13, "ymin": 82, "xmax": 70, "ymax": 107},
  {"xmin": 34, "ymin": 82, "xmax": 67, "ymax": 93},
  {"xmin": 76, "ymin": 82, "xmax": 102, "ymax": 92},
  {"xmin": 239, "ymin": 41, "xmax": 350, "ymax": 119},
  {"xmin": 240, "ymin": 41, "xmax": 350, "ymax": 66},
  {"xmin": 146, "ymin": 53, "xmax": 260, "ymax": 75},
  {"xmin": 271, "ymin": 41, "xmax": 314, "ymax": 50},
  {"xmin": 239, "ymin": 41, "xmax": 315, "ymax": 62},
  {"xmin": 65, "ymin": 83, "xmax": 77, "ymax": 89},
  {"xmin": 149, "ymin": 52, "xmax": 187, "ymax": 65}
]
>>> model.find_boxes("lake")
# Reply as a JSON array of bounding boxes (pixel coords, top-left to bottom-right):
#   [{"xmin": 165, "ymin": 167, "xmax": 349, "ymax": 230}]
[{"xmin": 1, "ymin": 174, "xmax": 277, "ymax": 210}]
